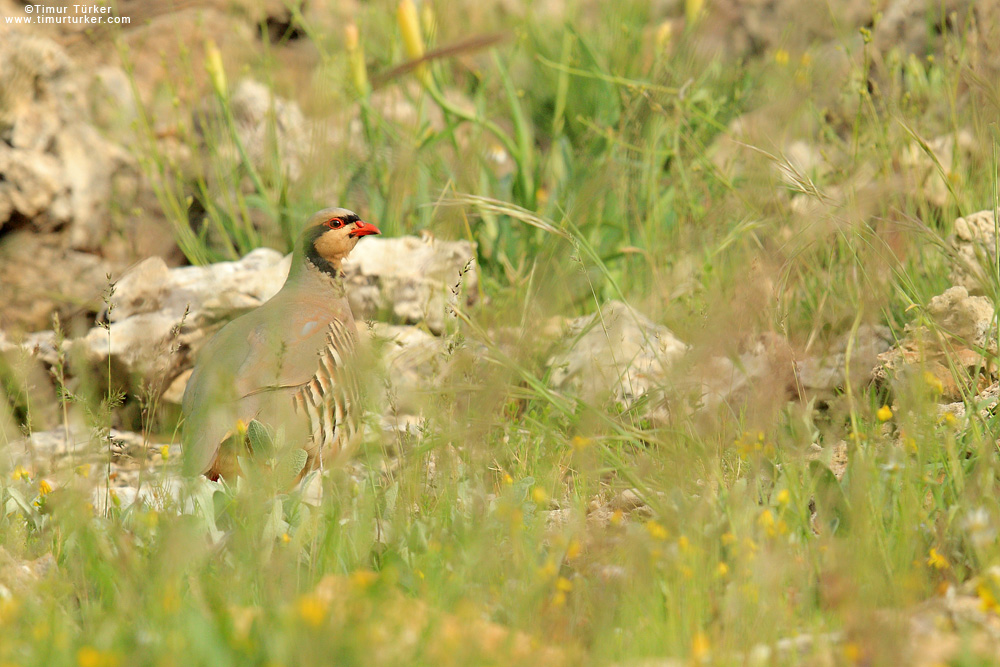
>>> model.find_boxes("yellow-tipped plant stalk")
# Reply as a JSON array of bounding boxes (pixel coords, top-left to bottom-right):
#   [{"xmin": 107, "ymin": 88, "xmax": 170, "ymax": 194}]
[
  {"xmin": 420, "ymin": 1, "xmax": 437, "ymax": 45},
  {"xmin": 655, "ymin": 20, "xmax": 673, "ymax": 51},
  {"xmin": 392, "ymin": 0, "xmax": 535, "ymax": 208},
  {"xmin": 204, "ymin": 39, "xmax": 274, "ymax": 245},
  {"xmin": 204, "ymin": 39, "xmax": 227, "ymax": 96},
  {"xmin": 685, "ymin": 0, "xmax": 704, "ymax": 24},
  {"xmin": 397, "ymin": 0, "xmax": 430, "ymax": 85},
  {"xmin": 345, "ymin": 23, "xmax": 370, "ymax": 96}
]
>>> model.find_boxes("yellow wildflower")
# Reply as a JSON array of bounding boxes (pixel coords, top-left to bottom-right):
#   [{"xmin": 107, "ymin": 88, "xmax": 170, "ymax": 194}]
[
  {"xmin": 296, "ymin": 595, "xmax": 327, "ymax": 628},
  {"xmin": 38, "ymin": 479, "xmax": 53, "ymax": 496},
  {"xmin": 76, "ymin": 646, "xmax": 119, "ymax": 667},
  {"xmin": 281, "ymin": 532, "xmax": 291, "ymax": 544},
  {"xmin": 161, "ymin": 586, "xmax": 180, "ymax": 614},
  {"xmin": 924, "ymin": 371, "xmax": 944, "ymax": 395},
  {"xmin": 716, "ymin": 562, "xmax": 729, "ymax": 577},
  {"xmin": 531, "ymin": 487, "xmax": 549, "ymax": 504},
  {"xmin": 537, "ymin": 559, "xmax": 557, "ymax": 580},
  {"xmin": 566, "ymin": 539, "xmax": 582, "ymax": 560},
  {"xmin": 350, "ymin": 569, "xmax": 378, "ymax": 590},
  {"xmin": 691, "ymin": 632, "xmax": 710, "ymax": 660},
  {"xmin": 160, "ymin": 445, "xmax": 170, "ymax": 460},
  {"xmin": 76, "ymin": 647, "xmax": 100, "ymax": 667},
  {"xmin": 10, "ymin": 466, "xmax": 30, "ymax": 481},
  {"xmin": 502, "ymin": 506, "xmax": 523, "ymax": 529},
  {"xmin": 645, "ymin": 520, "xmax": 668, "ymax": 541},
  {"xmin": 927, "ymin": 548, "xmax": 949, "ymax": 570},
  {"xmin": 877, "ymin": 405, "xmax": 893, "ymax": 422},
  {"xmin": 721, "ymin": 532, "xmax": 736, "ymax": 546},
  {"xmin": 775, "ymin": 49, "xmax": 790, "ymax": 65},
  {"xmin": 978, "ymin": 582, "xmax": 999, "ymax": 613},
  {"xmin": 555, "ymin": 576, "xmax": 573, "ymax": 592},
  {"xmin": 570, "ymin": 436, "xmax": 591, "ymax": 451},
  {"xmin": 776, "ymin": 489, "xmax": 790, "ymax": 505},
  {"xmin": 677, "ymin": 535, "xmax": 690, "ymax": 551},
  {"xmin": 535, "ymin": 186, "xmax": 549, "ymax": 206},
  {"xmin": 0, "ymin": 597, "xmax": 20, "ymax": 623}
]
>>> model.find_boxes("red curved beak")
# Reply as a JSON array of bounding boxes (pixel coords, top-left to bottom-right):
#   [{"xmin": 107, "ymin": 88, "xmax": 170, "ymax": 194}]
[{"xmin": 349, "ymin": 220, "xmax": 381, "ymax": 238}]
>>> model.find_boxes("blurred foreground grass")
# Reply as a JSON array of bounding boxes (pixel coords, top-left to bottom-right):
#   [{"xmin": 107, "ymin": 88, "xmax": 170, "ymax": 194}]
[{"xmin": 4, "ymin": 0, "xmax": 1000, "ymax": 664}]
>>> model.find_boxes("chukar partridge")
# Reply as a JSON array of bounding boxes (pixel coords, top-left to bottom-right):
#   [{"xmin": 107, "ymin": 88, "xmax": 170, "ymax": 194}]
[{"xmin": 181, "ymin": 207, "xmax": 380, "ymax": 480}]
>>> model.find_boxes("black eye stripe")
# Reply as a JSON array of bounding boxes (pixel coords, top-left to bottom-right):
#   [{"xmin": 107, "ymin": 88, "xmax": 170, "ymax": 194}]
[{"xmin": 322, "ymin": 214, "xmax": 361, "ymax": 230}]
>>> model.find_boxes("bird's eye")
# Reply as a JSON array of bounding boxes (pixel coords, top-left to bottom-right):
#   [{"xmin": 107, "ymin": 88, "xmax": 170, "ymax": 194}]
[{"xmin": 325, "ymin": 218, "xmax": 345, "ymax": 229}]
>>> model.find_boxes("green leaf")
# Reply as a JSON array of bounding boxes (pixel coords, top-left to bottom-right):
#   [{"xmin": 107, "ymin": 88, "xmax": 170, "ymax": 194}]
[
  {"xmin": 5, "ymin": 487, "xmax": 40, "ymax": 526},
  {"xmin": 246, "ymin": 419, "xmax": 275, "ymax": 460},
  {"xmin": 276, "ymin": 448, "xmax": 309, "ymax": 488}
]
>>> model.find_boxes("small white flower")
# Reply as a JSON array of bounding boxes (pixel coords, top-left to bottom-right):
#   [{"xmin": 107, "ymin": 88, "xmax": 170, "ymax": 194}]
[{"xmin": 963, "ymin": 507, "xmax": 996, "ymax": 547}]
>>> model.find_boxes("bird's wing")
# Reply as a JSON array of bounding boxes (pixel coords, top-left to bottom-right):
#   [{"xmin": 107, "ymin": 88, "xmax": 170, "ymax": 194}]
[
  {"xmin": 231, "ymin": 309, "xmax": 347, "ymax": 396},
  {"xmin": 182, "ymin": 296, "xmax": 356, "ymax": 477},
  {"xmin": 181, "ymin": 316, "xmax": 256, "ymax": 476}
]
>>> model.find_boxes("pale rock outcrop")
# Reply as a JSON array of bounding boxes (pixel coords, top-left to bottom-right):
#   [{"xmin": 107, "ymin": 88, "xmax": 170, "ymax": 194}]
[
  {"xmin": 0, "ymin": 32, "xmax": 136, "ymax": 249},
  {"xmin": 949, "ymin": 210, "xmax": 1000, "ymax": 294},
  {"xmin": 4, "ymin": 238, "xmax": 477, "ymax": 401},
  {"xmin": 873, "ymin": 286, "xmax": 997, "ymax": 401},
  {"xmin": 547, "ymin": 300, "xmax": 689, "ymax": 408}
]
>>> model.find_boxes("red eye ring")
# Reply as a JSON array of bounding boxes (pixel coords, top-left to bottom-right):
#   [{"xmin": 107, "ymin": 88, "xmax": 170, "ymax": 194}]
[{"xmin": 324, "ymin": 217, "xmax": 345, "ymax": 229}]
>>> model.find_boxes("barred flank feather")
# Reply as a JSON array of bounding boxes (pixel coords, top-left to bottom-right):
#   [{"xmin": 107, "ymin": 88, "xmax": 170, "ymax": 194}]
[{"xmin": 293, "ymin": 320, "xmax": 360, "ymax": 466}]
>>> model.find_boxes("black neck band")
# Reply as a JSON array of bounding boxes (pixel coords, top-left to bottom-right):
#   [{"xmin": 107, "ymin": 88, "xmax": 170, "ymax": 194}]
[{"xmin": 302, "ymin": 226, "xmax": 344, "ymax": 278}]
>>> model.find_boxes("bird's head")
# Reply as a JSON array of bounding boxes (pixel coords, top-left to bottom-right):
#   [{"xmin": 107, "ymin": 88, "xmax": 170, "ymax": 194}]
[{"xmin": 300, "ymin": 207, "xmax": 380, "ymax": 275}]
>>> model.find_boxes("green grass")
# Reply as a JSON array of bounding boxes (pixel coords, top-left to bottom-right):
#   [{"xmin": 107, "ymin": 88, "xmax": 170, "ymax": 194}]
[{"xmin": 3, "ymin": 0, "xmax": 1000, "ymax": 664}]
